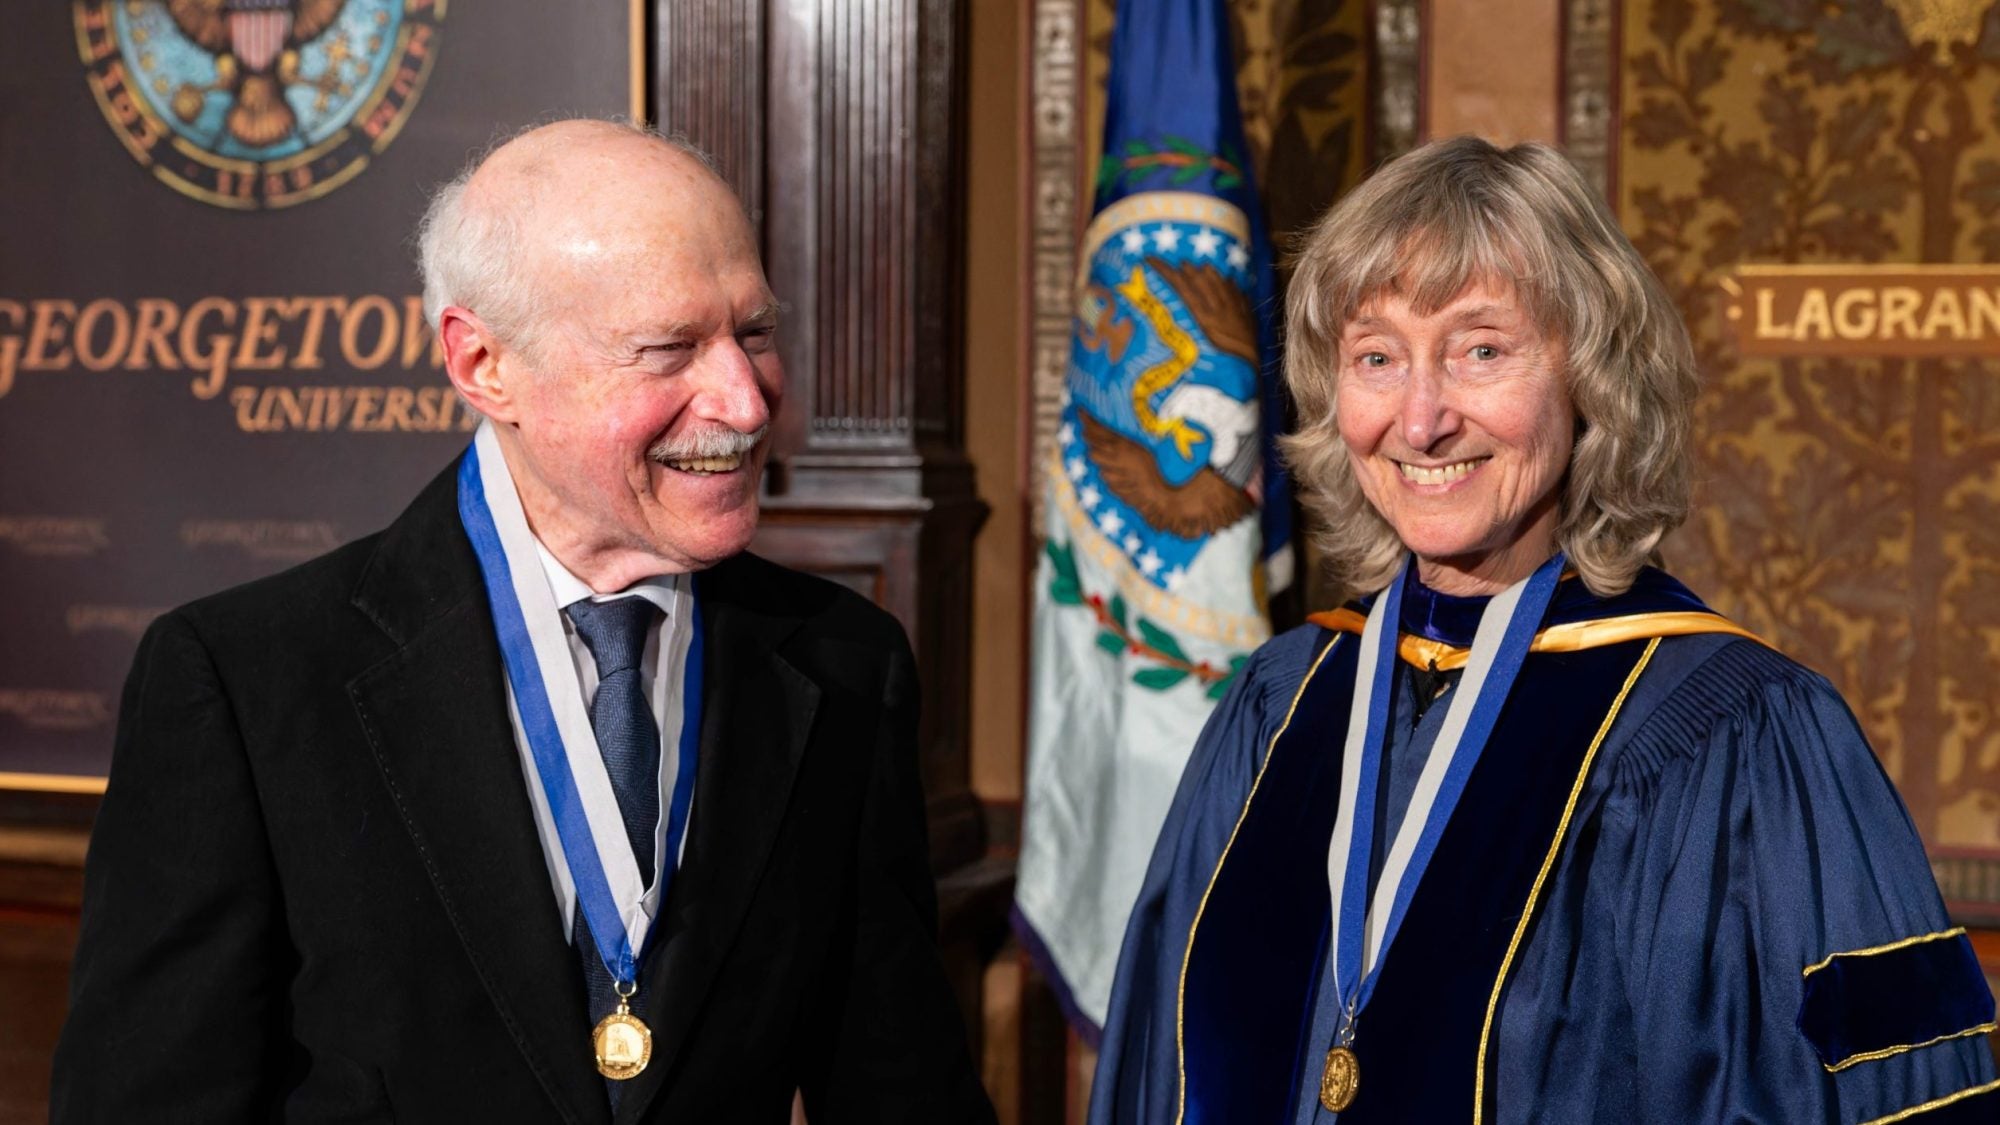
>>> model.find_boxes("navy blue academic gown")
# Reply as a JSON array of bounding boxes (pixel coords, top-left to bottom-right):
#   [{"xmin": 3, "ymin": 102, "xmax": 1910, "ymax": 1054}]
[{"xmin": 1089, "ymin": 569, "xmax": 1998, "ymax": 1124}]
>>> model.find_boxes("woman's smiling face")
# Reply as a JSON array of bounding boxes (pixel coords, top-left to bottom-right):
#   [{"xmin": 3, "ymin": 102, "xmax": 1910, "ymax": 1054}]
[{"xmin": 1336, "ymin": 279, "xmax": 1573, "ymax": 595}]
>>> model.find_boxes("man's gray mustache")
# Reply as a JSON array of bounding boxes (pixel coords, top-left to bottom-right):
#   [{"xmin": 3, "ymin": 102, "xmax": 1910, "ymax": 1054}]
[{"xmin": 647, "ymin": 425, "xmax": 768, "ymax": 462}]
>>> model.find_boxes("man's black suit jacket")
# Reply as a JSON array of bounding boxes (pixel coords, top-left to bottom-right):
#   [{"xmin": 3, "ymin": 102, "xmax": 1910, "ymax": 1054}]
[{"xmin": 52, "ymin": 461, "xmax": 996, "ymax": 1124}]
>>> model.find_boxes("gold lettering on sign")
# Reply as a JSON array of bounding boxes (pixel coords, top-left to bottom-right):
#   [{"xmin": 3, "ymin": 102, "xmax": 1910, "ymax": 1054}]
[
  {"xmin": 74, "ymin": 300, "xmax": 131, "ymax": 371},
  {"xmin": 183, "ymin": 296, "xmax": 240, "ymax": 399},
  {"xmin": 26, "ymin": 300, "xmax": 77, "ymax": 370},
  {"xmin": 1833, "ymin": 290, "xmax": 1875, "ymax": 339},
  {"xmin": 0, "ymin": 294, "xmax": 446, "ymax": 406},
  {"xmin": 1722, "ymin": 266, "xmax": 2000, "ymax": 357},
  {"xmin": 0, "ymin": 301, "xmax": 22, "ymax": 398},
  {"xmin": 225, "ymin": 385, "xmax": 475, "ymax": 434},
  {"xmin": 1795, "ymin": 288, "xmax": 1833, "ymax": 340},
  {"xmin": 1754, "ymin": 288, "xmax": 1789, "ymax": 339},
  {"xmin": 127, "ymin": 299, "xmax": 182, "ymax": 372}
]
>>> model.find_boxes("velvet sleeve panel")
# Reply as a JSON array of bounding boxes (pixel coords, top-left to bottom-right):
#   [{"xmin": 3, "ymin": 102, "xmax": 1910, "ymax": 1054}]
[
  {"xmin": 1519, "ymin": 636, "xmax": 1997, "ymax": 1124},
  {"xmin": 1087, "ymin": 624, "xmax": 1333, "ymax": 1125}
]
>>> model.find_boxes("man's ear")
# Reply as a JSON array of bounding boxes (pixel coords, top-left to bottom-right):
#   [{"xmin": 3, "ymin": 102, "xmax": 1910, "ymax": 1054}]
[{"xmin": 439, "ymin": 307, "xmax": 518, "ymax": 422}]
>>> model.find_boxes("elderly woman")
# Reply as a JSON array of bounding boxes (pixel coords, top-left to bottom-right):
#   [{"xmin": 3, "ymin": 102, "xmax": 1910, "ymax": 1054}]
[{"xmin": 1088, "ymin": 137, "xmax": 1998, "ymax": 1124}]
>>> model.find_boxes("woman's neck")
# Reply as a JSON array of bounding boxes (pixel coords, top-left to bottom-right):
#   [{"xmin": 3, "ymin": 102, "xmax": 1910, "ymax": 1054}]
[{"xmin": 1413, "ymin": 537, "xmax": 1558, "ymax": 596}]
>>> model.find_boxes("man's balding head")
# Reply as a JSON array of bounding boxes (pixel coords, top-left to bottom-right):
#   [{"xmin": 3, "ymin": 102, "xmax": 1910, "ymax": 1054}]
[
  {"xmin": 418, "ymin": 120, "xmax": 747, "ymax": 352},
  {"xmin": 423, "ymin": 119, "xmax": 784, "ymax": 590}
]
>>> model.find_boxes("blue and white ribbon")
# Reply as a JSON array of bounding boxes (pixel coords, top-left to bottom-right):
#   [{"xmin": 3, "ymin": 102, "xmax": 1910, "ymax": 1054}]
[
  {"xmin": 1322, "ymin": 552, "xmax": 1565, "ymax": 1038},
  {"xmin": 457, "ymin": 421, "xmax": 703, "ymax": 987}
]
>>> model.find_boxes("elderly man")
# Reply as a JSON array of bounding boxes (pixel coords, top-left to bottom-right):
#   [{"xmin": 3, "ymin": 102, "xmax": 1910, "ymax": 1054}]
[{"xmin": 53, "ymin": 120, "xmax": 995, "ymax": 1125}]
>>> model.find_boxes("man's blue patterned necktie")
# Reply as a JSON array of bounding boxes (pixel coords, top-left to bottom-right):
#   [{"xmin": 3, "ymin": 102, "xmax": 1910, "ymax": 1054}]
[
  {"xmin": 563, "ymin": 595, "xmax": 662, "ymax": 1076},
  {"xmin": 566, "ymin": 596, "xmax": 662, "ymax": 884}
]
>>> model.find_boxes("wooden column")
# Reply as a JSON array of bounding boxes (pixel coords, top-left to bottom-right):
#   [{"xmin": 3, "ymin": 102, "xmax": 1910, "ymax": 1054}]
[{"xmin": 657, "ymin": 0, "xmax": 1009, "ymax": 1052}]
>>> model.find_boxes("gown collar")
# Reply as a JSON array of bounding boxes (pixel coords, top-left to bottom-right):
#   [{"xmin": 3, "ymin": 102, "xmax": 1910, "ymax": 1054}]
[
  {"xmin": 1309, "ymin": 564, "xmax": 1764, "ymax": 672},
  {"xmin": 1394, "ymin": 564, "xmax": 1721, "ymax": 642},
  {"xmin": 1397, "ymin": 568, "xmax": 1498, "ymax": 648}
]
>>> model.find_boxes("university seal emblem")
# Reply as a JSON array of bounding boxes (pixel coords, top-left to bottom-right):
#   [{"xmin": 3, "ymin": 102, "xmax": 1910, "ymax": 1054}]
[
  {"xmin": 1059, "ymin": 191, "xmax": 1264, "ymax": 594},
  {"xmin": 74, "ymin": 0, "xmax": 446, "ymax": 209}
]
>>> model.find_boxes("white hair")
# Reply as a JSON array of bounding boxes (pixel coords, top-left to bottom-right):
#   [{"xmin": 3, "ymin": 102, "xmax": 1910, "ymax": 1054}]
[
  {"xmin": 414, "ymin": 119, "xmax": 719, "ymax": 357},
  {"xmin": 1281, "ymin": 136, "xmax": 1699, "ymax": 600}
]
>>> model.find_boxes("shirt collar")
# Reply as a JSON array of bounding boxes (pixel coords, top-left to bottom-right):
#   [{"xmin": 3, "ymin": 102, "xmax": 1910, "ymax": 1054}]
[{"xmin": 532, "ymin": 540, "xmax": 682, "ymax": 618}]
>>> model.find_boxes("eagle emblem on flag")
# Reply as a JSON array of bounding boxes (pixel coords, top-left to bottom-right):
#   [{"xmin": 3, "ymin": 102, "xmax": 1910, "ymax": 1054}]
[{"xmin": 1061, "ymin": 191, "xmax": 1266, "ymax": 591}]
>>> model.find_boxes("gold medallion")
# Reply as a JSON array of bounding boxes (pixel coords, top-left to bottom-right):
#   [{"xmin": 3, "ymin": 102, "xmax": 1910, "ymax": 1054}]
[
  {"xmin": 592, "ymin": 997, "xmax": 653, "ymax": 1081},
  {"xmin": 1319, "ymin": 1045, "xmax": 1359, "ymax": 1113}
]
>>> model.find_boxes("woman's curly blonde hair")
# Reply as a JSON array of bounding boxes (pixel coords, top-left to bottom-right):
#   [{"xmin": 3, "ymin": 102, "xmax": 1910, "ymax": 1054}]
[{"xmin": 1279, "ymin": 136, "xmax": 1699, "ymax": 601}]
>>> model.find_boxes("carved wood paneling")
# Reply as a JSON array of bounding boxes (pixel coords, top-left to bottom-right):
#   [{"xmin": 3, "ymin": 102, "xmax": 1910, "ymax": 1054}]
[
  {"xmin": 1029, "ymin": 0, "xmax": 1083, "ymax": 533},
  {"xmin": 1371, "ymin": 0, "xmax": 1423, "ymax": 158},
  {"xmin": 656, "ymin": 0, "xmax": 766, "ymax": 226},
  {"xmin": 1559, "ymin": 0, "xmax": 1614, "ymax": 197},
  {"xmin": 760, "ymin": 0, "xmax": 967, "ymax": 457},
  {"xmin": 810, "ymin": 0, "xmax": 913, "ymax": 444},
  {"xmin": 669, "ymin": 0, "xmax": 991, "ymax": 878}
]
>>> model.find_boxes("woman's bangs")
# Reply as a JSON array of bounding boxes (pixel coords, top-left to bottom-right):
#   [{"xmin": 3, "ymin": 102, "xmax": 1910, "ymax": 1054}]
[{"xmin": 1388, "ymin": 224, "xmax": 1526, "ymax": 316}]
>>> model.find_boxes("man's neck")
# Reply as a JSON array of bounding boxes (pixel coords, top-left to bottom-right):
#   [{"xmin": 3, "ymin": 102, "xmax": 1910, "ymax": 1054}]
[
  {"xmin": 493, "ymin": 431, "xmax": 688, "ymax": 595},
  {"xmin": 529, "ymin": 527, "xmax": 678, "ymax": 597},
  {"xmin": 533, "ymin": 540, "xmax": 681, "ymax": 617}
]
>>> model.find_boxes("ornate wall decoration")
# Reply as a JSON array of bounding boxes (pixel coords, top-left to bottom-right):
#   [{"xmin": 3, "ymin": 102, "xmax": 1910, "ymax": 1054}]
[
  {"xmin": 1371, "ymin": 0, "xmax": 1422, "ymax": 161},
  {"xmin": 1602, "ymin": 0, "xmax": 2000, "ymax": 913},
  {"xmin": 1561, "ymin": 0, "xmax": 1616, "ymax": 195},
  {"xmin": 1030, "ymin": 0, "xmax": 1083, "ymax": 531},
  {"xmin": 1242, "ymin": 0, "xmax": 1372, "ymax": 240}
]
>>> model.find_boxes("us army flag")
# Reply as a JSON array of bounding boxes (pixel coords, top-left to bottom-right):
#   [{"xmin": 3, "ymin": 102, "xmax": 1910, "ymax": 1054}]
[{"xmin": 1014, "ymin": 0, "xmax": 1290, "ymax": 1035}]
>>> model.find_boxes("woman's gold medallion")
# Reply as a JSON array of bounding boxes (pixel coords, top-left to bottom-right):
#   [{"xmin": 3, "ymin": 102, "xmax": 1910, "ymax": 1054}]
[{"xmin": 1319, "ymin": 1045, "xmax": 1359, "ymax": 1112}]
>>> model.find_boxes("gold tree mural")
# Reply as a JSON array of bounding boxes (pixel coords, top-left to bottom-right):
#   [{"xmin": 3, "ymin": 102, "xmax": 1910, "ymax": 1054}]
[{"xmin": 1620, "ymin": 0, "xmax": 2000, "ymax": 858}]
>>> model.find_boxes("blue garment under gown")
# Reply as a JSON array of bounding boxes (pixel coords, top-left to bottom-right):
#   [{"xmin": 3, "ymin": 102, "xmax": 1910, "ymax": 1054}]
[{"xmin": 1089, "ymin": 569, "xmax": 1998, "ymax": 1124}]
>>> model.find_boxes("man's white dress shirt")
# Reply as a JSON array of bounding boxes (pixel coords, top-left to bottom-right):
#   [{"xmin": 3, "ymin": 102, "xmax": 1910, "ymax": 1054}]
[{"xmin": 500, "ymin": 542, "xmax": 697, "ymax": 943}]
